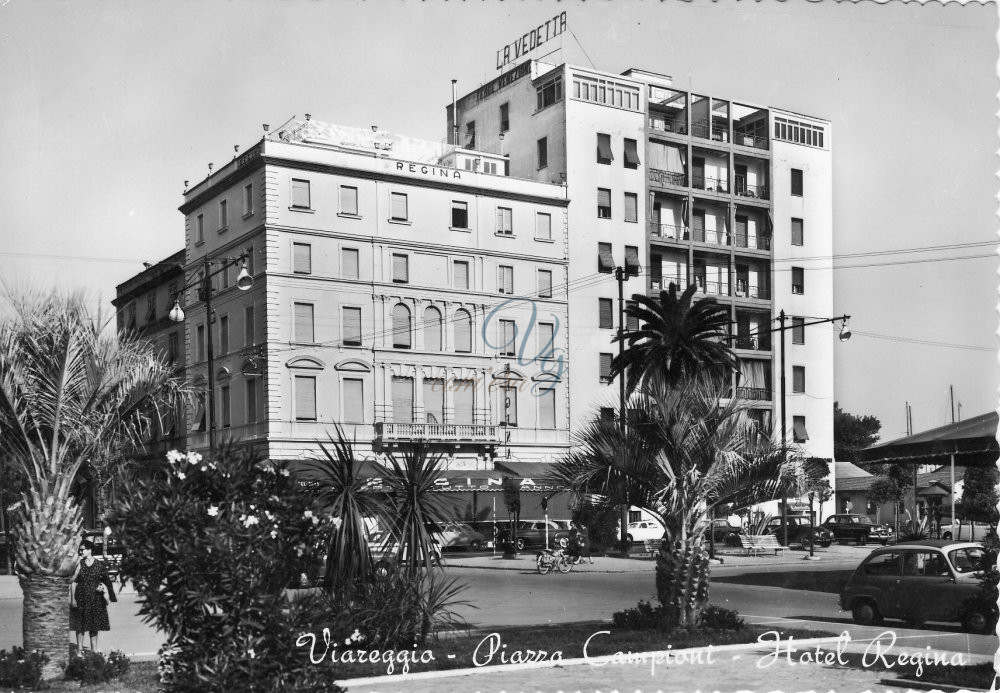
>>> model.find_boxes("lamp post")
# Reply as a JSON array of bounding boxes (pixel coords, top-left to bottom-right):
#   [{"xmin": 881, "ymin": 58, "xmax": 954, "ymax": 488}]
[
  {"xmin": 169, "ymin": 253, "xmax": 253, "ymax": 459},
  {"xmin": 774, "ymin": 310, "xmax": 851, "ymax": 552}
]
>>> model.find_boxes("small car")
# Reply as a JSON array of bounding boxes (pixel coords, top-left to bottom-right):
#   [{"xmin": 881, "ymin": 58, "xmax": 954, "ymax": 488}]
[
  {"xmin": 822, "ymin": 514, "xmax": 890, "ymax": 545},
  {"xmin": 839, "ymin": 540, "xmax": 996, "ymax": 633},
  {"xmin": 496, "ymin": 520, "xmax": 572, "ymax": 551},
  {"xmin": 764, "ymin": 516, "xmax": 833, "ymax": 548},
  {"xmin": 434, "ymin": 522, "xmax": 486, "ymax": 551},
  {"xmin": 938, "ymin": 521, "xmax": 993, "ymax": 542},
  {"xmin": 627, "ymin": 520, "xmax": 665, "ymax": 543}
]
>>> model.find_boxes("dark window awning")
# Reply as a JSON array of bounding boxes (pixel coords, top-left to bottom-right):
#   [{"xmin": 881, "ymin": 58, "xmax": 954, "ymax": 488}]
[
  {"xmin": 624, "ymin": 246, "xmax": 641, "ymax": 277},
  {"xmin": 857, "ymin": 411, "xmax": 999, "ymax": 467},
  {"xmin": 597, "ymin": 134, "xmax": 614, "ymax": 162},
  {"xmin": 598, "ymin": 245, "xmax": 615, "ymax": 274},
  {"xmin": 793, "ymin": 419, "xmax": 809, "ymax": 442},
  {"xmin": 624, "ymin": 139, "xmax": 641, "ymax": 167}
]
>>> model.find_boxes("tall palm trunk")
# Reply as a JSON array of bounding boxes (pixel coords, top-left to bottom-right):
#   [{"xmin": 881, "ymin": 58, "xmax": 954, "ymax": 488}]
[{"xmin": 655, "ymin": 539, "xmax": 710, "ymax": 628}]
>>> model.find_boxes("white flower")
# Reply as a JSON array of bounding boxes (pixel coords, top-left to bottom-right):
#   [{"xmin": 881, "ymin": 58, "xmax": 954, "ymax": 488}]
[
  {"xmin": 330, "ymin": 517, "xmax": 343, "ymax": 530},
  {"xmin": 166, "ymin": 450, "xmax": 185, "ymax": 465},
  {"xmin": 270, "ymin": 530, "xmax": 278, "ymax": 539},
  {"xmin": 280, "ymin": 468, "xmax": 290, "ymax": 477},
  {"xmin": 242, "ymin": 515, "xmax": 259, "ymax": 528},
  {"xmin": 264, "ymin": 511, "xmax": 274, "ymax": 521},
  {"xmin": 187, "ymin": 452, "xmax": 203, "ymax": 465},
  {"xmin": 201, "ymin": 466, "xmax": 207, "ymax": 472},
  {"xmin": 207, "ymin": 506, "xmax": 219, "ymax": 517},
  {"xmin": 176, "ymin": 471, "xmax": 186, "ymax": 480},
  {"xmin": 248, "ymin": 649, "xmax": 255, "ymax": 659},
  {"xmin": 303, "ymin": 510, "xmax": 314, "ymax": 519}
]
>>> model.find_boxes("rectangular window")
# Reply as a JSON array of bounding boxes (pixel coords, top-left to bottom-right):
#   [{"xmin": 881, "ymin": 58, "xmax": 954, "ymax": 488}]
[
  {"xmin": 294, "ymin": 302, "xmax": 315, "ymax": 343},
  {"xmin": 793, "ymin": 415, "xmax": 809, "ymax": 443},
  {"xmin": 197, "ymin": 324, "xmax": 205, "ymax": 361},
  {"xmin": 625, "ymin": 300, "xmax": 639, "ymax": 332},
  {"xmin": 340, "ymin": 186, "xmax": 359, "ymax": 215},
  {"xmin": 196, "ymin": 214, "xmax": 204, "ymax": 244},
  {"xmin": 599, "ymin": 353, "xmax": 613, "ymax": 383},
  {"xmin": 537, "ymin": 137, "xmax": 548, "ymax": 169},
  {"xmin": 343, "ymin": 378, "xmax": 364, "ymax": 424},
  {"xmin": 791, "ymin": 317, "xmax": 805, "ymax": 345},
  {"xmin": 218, "ymin": 199, "xmax": 228, "ymax": 230},
  {"xmin": 624, "ymin": 192, "xmax": 638, "ymax": 223},
  {"xmin": 167, "ymin": 332, "xmax": 179, "ymax": 363},
  {"xmin": 498, "ymin": 265, "xmax": 513, "ymax": 294},
  {"xmin": 390, "ymin": 192, "xmax": 408, "ymax": 221},
  {"xmin": 392, "ymin": 254, "xmax": 409, "ymax": 283},
  {"xmin": 500, "ymin": 385, "xmax": 518, "ymax": 426},
  {"xmin": 793, "ymin": 366, "xmax": 805, "ymax": 393},
  {"xmin": 295, "ymin": 375, "xmax": 317, "ymax": 421},
  {"xmin": 293, "ymin": 242, "xmax": 312, "ymax": 274},
  {"xmin": 598, "ymin": 298, "xmax": 613, "ymax": 329},
  {"xmin": 465, "ymin": 121, "xmax": 476, "ymax": 148},
  {"xmin": 539, "ymin": 387, "xmax": 556, "ymax": 429},
  {"xmin": 791, "ymin": 218, "xmax": 804, "ymax": 246},
  {"xmin": 597, "ymin": 188, "xmax": 611, "ymax": 219},
  {"xmin": 244, "ymin": 305, "xmax": 255, "ymax": 346},
  {"xmin": 597, "ymin": 133, "xmax": 613, "ymax": 164},
  {"xmin": 499, "ymin": 319, "xmax": 516, "ymax": 356},
  {"xmin": 243, "ymin": 183, "xmax": 253, "ymax": 216},
  {"xmin": 453, "ymin": 381, "xmax": 474, "ymax": 425},
  {"xmin": 537, "ymin": 269, "xmax": 552, "ymax": 298},
  {"xmin": 342, "ymin": 307, "xmax": 362, "ymax": 346},
  {"xmin": 597, "ymin": 242, "xmax": 614, "ymax": 273},
  {"xmin": 535, "ymin": 212, "xmax": 552, "ymax": 241},
  {"xmin": 623, "ymin": 138, "xmax": 640, "ymax": 168},
  {"xmin": 219, "ymin": 315, "xmax": 229, "ymax": 354},
  {"xmin": 496, "ymin": 207, "xmax": 513, "ymax": 235},
  {"xmin": 291, "ymin": 179, "xmax": 311, "ymax": 209},
  {"xmin": 538, "ymin": 321, "xmax": 555, "ymax": 357},
  {"xmin": 453, "ymin": 260, "xmax": 469, "ymax": 290},
  {"xmin": 536, "ymin": 76, "xmax": 562, "ymax": 110},
  {"xmin": 451, "ymin": 200, "xmax": 469, "ymax": 229},
  {"xmin": 600, "ymin": 407, "xmax": 616, "ymax": 422},
  {"xmin": 791, "ymin": 267, "xmax": 804, "ymax": 294},
  {"xmin": 423, "ymin": 379, "xmax": 445, "ymax": 425},
  {"xmin": 220, "ymin": 385, "xmax": 231, "ymax": 428},
  {"xmin": 500, "ymin": 102, "xmax": 510, "ymax": 132},
  {"xmin": 246, "ymin": 378, "xmax": 258, "ymax": 424},
  {"xmin": 391, "ymin": 376, "xmax": 414, "ymax": 423},
  {"xmin": 221, "ymin": 263, "xmax": 230, "ymax": 290},
  {"xmin": 146, "ymin": 293, "xmax": 156, "ymax": 320},
  {"xmin": 342, "ymin": 248, "xmax": 360, "ymax": 279},
  {"xmin": 791, "ymin": 168, "xmax": 803, "ymax": 197}
]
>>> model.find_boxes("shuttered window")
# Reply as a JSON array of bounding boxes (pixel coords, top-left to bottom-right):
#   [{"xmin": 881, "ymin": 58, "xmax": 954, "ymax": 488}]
[
  {"xmin": 392, "ymin": 254, "xmax": 409, "ymax": 283},
  {"xmin": 626, "ymin": 300, "xmax": 639, "ymax": 331},
  {"xmin": 537, "ymin": 269, "xmax": 552, "ymax": 298},
  {"xmin": 392, "ymin": 304, "xmax": 411, "ymax": 349},
  {"xmin": 539, "ymin": 387, "xmax": 556, "ymax": 429},
  {"xmin": 624, "ymin": 192, "xmax": 638, "ymax": 223},
  {"xmin": 792, "ymin": 317, "xmax": 805, "ymax": 344},
  {"xmin": 390, "ymin": 192, "xmax": 408, "ymax": 221},
  {"xmin": 219, "ymin": 315, "xmax": 229, "ymax": 354},
  {"xmin": 793, "ymin": 366, "xmax": 805, "ymax": 393},
  {"xmin": 535, "ymin": 213, "xmax": 552, "ymax": 240},
  {"xmin": 453, "ymin": 261, "xmax": 469, "ymax": 290},
  {"xmin": 597, "ymin": 133, "xmax": 613, "ymax": 164},
  {"xmin": 499, "ymin": 319, "xmax": 516, "ymax": 356},
  {"xmin": 451, "ymin": 201, "xmax": 469, "ymax": 229},
  {"xmin": 220, "ymin": 385, "xmax": 231, "ymax": 428},
  {"xmin": 791, "ymin": 218, "xmax": 804, "ymax": 246},
  {"xmin": 791, "ymin": 169, "xmax": 803, "ymax": 197},
  {"xmin": 291, "ymin": 179, "xmax": 311, "ymax": 209},
  {"xmin": 792, "ymin": 267, "xmax": 804, "ymax": 294},
  {"xmin": 497, "ymin": 207, "xmax": 513, "ymax": 235},
  {"xmin": 597, "ymin": 188, "xmax": 611, "ymax": 218},
  {"xmin": 454, "ymin": 309, "xmax": 472, "ymax": 353},
  {"xmin": 453, "ymin": 381, "xmax": 474, "ymax": 425},
  {"xmin": 343, "ymin": 378, "xmax": 364, "ymax": 423},
  {"xmin": 597, "ymin": 242, "xmax": 615, "ymax": 273},
  {"xmin": 423, "ymin": 306, "xmax": 442, "ymax": 351},
  {"xmin": 538, "ymin": 322, "xmax": 555, "ymax": 358},
  {"xmin": 340, "ymin": 186, "xmax": 359, "ymax": 215},
  {"xmin": 598, "ymin": 298, "xmax": 613, "ymax": 329},
  {"xmin": 244, "ymin": 305, "xmax": 255, "ymax": 346},
  {"xmin": 391, "ymin": 377, "xmax": 414, "ymax": 423},
  {"xmin": 599, "ymin": 353, "xmax": 613, "ymax": 382},
  {"xmin": 342, "ymin": 307, "xmax": 362, "ymax": 346},
  {"xmin": 498, "ymin": 265, "xmax": 513, "ymax": 294},
  {"xmin": 294, "ymin": 303, "xmax": 314, "ymax": 343},
  {"xmin": 246, "ymin": 378, "xmax": 258, "ymax": 423},
  {"xmin": 295, "ymin": 376, "xmax": 317, "ymax": 421},
  {"xmin": 423, "ymin": 379, "xmax": 445, "ymax": 424},
  {"xmin": 623, "ymin": 138, "xmax": 640, "ymax": 168},
  {"xmin": 293, "ymin": 243, "xmax": 312, "ymax": 274},
  {"xmin": 342, "ymin": 248, "xmax": 360, "ymax": 279}
]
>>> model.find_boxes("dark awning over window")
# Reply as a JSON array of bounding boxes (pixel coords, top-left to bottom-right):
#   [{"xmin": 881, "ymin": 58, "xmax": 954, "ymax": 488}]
[
  {"xmin": 624, "ymin": 139, "xmax": 641, "ymax": 167},
  {"xmin": 598, "ymin": 245, "xmax": 615, "ymax": 274},
  {"xmin": 597, "ymin": 133, "xmax": 614, "ymax": 162},
  {"xmin": 624, "ymin": 246, "xmax": 641, "ymax": 277},
  {"xmin": 793, "ymin": 419, "xmax": 810, "ymax": 442}
]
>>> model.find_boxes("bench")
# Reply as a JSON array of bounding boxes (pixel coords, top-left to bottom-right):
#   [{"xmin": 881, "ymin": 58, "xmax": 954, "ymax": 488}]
[
  {"xmin": 643, "ymin": 538, "xmax": 664, "ymax": 556},
  {"xmin": 741, "ymin": 534, "xmax": 785, "ymax": 556}
]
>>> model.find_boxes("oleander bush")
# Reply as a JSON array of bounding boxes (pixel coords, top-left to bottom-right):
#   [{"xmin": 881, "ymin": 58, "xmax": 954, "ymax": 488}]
[
  {"xmin": 110, "ymin": 444, "xmax": 343, "ymax": 693},
  {"xmin": 698, "ymin": 604, "xmax": 744, "ymax": 631},
  {"xmin": 64, "ymin": 649, "xmax": 130, "ymax": 684},
  {"xmin": 0, "ymin": 647, "xmax": 48, "ymax": 689},
  {"xmin": 612, "ymin": 601, "xmax": 744, "ymax": 633}
]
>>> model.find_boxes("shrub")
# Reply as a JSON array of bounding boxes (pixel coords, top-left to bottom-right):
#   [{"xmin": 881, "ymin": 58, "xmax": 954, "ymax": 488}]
[
  {"xmin": 110, "ymin": 445, "xmax": 342, "ymax": 693},
  {"xmin": 64, "ymin": 649, "xmax": 130, "ymax": 684},
  {"xmin": 0, "ymin": 647, "xmax": 48, "ymax": 689},
  {"xmin": 698, "ymin": 604, "xmax": 744, "ymax": 631},
  {"xmin": 612, "ymin": 600, "xmax": 675, "ymax": 631}
]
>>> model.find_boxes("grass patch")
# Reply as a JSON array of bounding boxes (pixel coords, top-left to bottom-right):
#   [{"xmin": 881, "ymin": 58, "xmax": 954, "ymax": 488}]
[
  {"xmin": 825, "ymin": 652, "xmax": 995, "ymax": 690},
  {"xmin": 4, "ymin": 660, "xmax": 160, "ymax": 692}
]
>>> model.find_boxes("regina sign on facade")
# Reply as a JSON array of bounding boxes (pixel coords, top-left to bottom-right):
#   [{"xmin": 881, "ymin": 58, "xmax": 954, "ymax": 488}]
[{"xmin": 496, "ymin": 12, "xmax": 568, "ymax": 71}]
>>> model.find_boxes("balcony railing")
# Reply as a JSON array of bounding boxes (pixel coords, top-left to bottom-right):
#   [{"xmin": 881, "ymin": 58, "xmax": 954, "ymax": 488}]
[
  {"xmin": 733, "ymin": 233, "xmax": 772, "ymax": 251},
  {"xmin": 649, "ymin": 222, "xmax": 689, "ymax": 240},
  {"xmin": 648, "ymin": 169, "xmax": 686, "ymax": 187},
  {"xmin": 692, "ymin": 175, "xmax": 729, "ymax": 194},
  {"xmin": 735, "ymin": 133, "xmax": 770, "ymax": 150},
  {"xmin": 691, "ymin": 227, "xmax": 730, "ymax": 245},
  {"xmin": 734, "ymin": 283, "xmax": 771, "ymax": 300},
  {"xmin": 735, "ymin": 386, "xmax": 772, "ymax": 401},
  {"xmin": 732, "ymin": 336, "xmax": 772, "ymax": 352},
  {"xmin": 734, "ymin": 176, "xmax": 769, "ymax": 200},
  {"xmin": 375, "ymin": 422, "xmax": 499, "ymax": 443},
  {"xmin": 649, "ymin": 117, "xmax": 687, "ymax": 135},
  {"xmin": 694, "ymin": 280, "xmax": 729, "ymax": 297}
]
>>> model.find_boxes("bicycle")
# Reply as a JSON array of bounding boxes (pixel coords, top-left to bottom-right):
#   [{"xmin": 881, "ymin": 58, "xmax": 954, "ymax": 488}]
[{"xmin": 536, "ymin": 548, "xmax": 573, "ymax": 574}]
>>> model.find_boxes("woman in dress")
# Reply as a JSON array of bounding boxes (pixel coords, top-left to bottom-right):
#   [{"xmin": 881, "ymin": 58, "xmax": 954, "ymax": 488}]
[{"xmin": 72, "ymin": 540, "xmax": 117, "ymax": 652}]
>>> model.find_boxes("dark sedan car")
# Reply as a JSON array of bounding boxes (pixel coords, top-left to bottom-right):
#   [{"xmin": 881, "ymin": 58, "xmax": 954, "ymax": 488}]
[
  {"xmin": 763, "ymin": 516, "xmax": 833, "ymax": 548},
  {"xmin": 822, "ymin": 514, "xmax": 892, "ymax": 545}
]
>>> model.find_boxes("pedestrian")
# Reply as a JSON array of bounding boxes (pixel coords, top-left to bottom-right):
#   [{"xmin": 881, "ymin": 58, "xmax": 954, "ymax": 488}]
[
  {"xmin": 577, "ymin": 522, "xmax": 594, "ymax": 564},
  {"xmin": 567, "ymin": 522, "xmax": 582, "ymax": 563},
  {"xmin": 933, "ymin": 505, "xmax": 943, "ymax": 538},
  {"xmin": 72, "ymin": 539, "xmax": 117, "ymax": 653}
]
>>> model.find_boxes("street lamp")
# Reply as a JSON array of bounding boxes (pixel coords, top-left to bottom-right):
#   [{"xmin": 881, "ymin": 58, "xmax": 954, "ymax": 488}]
[{"xmin": 169, "ymin": 252, "xmax": 254, "ymax": 459}]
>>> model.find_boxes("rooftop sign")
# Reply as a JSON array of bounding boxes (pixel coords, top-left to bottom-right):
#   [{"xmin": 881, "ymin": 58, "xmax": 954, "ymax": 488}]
[{"xmin": 496, "ymin": 12, "xmax": 567, "ymax": 71}]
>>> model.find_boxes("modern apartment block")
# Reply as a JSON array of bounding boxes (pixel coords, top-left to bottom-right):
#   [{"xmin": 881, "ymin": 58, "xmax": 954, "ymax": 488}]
[
  {"xmin": 162, "ymin": 120, "xmax": 570, "ymax": 470},
  {"xmin": 451, "ymin": 61, "xmax": 835, "ymax": 513}
]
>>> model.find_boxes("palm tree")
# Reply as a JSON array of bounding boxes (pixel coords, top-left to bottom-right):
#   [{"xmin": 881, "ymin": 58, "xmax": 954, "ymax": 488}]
[
  {"xmin": 610, "ymin": 283, "xmax": 738, "ymax": 396},
  {"xmin": 0, "ymin": 289, "xmax": 187, "ymax": 678}
]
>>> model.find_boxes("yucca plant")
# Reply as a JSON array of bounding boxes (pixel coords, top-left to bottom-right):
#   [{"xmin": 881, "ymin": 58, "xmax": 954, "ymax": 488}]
[{"xmin": 0, "ymin": 289, "xmax": 188, "ymax": 679}]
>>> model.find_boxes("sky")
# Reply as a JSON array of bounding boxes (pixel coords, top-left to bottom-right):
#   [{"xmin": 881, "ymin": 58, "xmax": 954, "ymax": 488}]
[{"xmin": 0, "ymin": 0, "xmax": 996, "ymax": 444}]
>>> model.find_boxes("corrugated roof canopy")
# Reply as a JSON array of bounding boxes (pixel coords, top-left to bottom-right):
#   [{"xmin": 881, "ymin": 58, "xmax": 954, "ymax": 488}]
[{"xmin": 857, "ymin": 412, "xmax": 998, "ymax": 467}]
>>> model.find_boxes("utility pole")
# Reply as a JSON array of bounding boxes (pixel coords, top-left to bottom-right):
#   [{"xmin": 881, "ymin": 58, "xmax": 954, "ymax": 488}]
[{"xmin": 950, "ymin": 385, "xmax": 955, "ymax": 424}]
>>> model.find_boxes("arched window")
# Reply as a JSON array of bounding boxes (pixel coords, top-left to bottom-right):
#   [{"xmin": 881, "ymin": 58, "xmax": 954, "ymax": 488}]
[
  {"xmin": 423, "ymin": 306, "xmax": 442, "ymax": 351},
  {"xmin": 454, "ymin": 308, "xmax": 472, "ymax": 353},
  {"xmin": 392, "ymin": 304, "xmax": 411, "ymax": 349}
]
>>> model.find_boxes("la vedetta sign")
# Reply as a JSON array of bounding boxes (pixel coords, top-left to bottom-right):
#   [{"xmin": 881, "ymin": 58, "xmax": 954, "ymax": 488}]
[
  {"xmin": 496, "ymin": 12, "xmax": 568, "ymax": 71},
  {"xmin": 298, "ymin": 476, "xmax": 561, "ymax": 493}
]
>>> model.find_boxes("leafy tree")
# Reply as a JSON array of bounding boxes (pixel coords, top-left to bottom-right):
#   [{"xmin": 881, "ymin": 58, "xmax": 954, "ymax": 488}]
[
  {"xmin": 958, "ymin": 465, "xmax": 1000, "ymax": 527},
  {"xmin": 834, "ymin": 402, "xmax": 881, "ymax": 465},
  {"xmin": 0, "ymin": 289, "xmax": 187, "ymax": 679}
]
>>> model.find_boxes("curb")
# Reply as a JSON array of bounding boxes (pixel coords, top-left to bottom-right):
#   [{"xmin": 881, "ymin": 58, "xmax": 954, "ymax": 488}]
[{"xmin": 881, "ymin": 677, "xmax": 989, "ymax": 693}]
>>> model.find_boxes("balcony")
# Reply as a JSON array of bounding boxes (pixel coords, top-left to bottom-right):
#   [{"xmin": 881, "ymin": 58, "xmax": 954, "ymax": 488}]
[
  {"xmin": 733, "ymin": 234, "xmax": 771, "ymax": 251},
  {"xmin": 648, "ymin": 169, "xmax": 686, "ymax": 187},
  {"xmin": 733, "ymin": 177, "xmax": 769, "ymax": 200},
  {"xmin": 187, "ymin": 422, "xmax": 269, "ymax": 449},
  {"xmin": 732, "ymin": 336, "xmax": 772, "ymax": 352},
  {"xmin": 734, "ymin": 133, "xmax": 769, "ymax": 150},
  {"xmin": 692, "ymin": 175, "xmax": 729, "ymax": 194},
  {"xmin": 375, "ymin": 422, "xmax": 499, "ymax": 444},
  {"xmin": 694, "ymin": 280, "xmax": 729, "ymax": 297},
  {"xmin": 734, "ymin": 282, "xmax": 771, "ymax": 300},
  {"xmin": 735, "ymin": 386, "xmax": 772, "ymax": 401},
  {"xmin": 649, "ymin": 222, "xmax": 689, "ymax": 241},
  {"xmin": 691, "ymin": 227, "xmax": 729, "ymax": 246}
]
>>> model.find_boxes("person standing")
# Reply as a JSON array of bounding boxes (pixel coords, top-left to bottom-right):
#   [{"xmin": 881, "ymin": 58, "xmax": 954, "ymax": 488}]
[
  {"xmin": 577, "ymin": 522, "xmax": 594, "ymax": 564},
  {"xmin": 72, "ymin": 540, "xmax": 117, "ymax": 652}
]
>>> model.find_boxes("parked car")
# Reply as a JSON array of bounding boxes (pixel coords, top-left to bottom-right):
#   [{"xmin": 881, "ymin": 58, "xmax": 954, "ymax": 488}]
[
  {"xmin": 497, "ymin": 520, "xmax": 572, "ymax": 551},
  {"xmin": 705, "ymin": 519, "xmax": 744, "ymax": 546},
  {"xmin": 840, "ymin": 540, "xmax": 996, "ymax": 633},
  {"xmin": 822, "ymin": 514, "xmax": 892, "ymax": 545},
  {"xmin": 938, "ymin": 521, "xmax": 994, "ymax": 542},
  {"xmin": 435, "ymin": 522, "xmax": 486, "ymax": 551},
  {"xmin": 763, "ymin": 516, "xmax": 834, "ymax": 548},
  {"xmin": 627, "ymin": 520, "xmax": 665, "ymax": 543}
]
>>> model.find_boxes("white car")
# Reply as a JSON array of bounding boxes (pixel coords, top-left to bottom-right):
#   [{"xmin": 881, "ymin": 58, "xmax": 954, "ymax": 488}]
[
  {"xmin": 627, "ymin": 520, "xmax": 665, "ymax": 543},
  {"xmin": 938, "ymin": 521, "xmax": 993, "ymax": 541}
]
